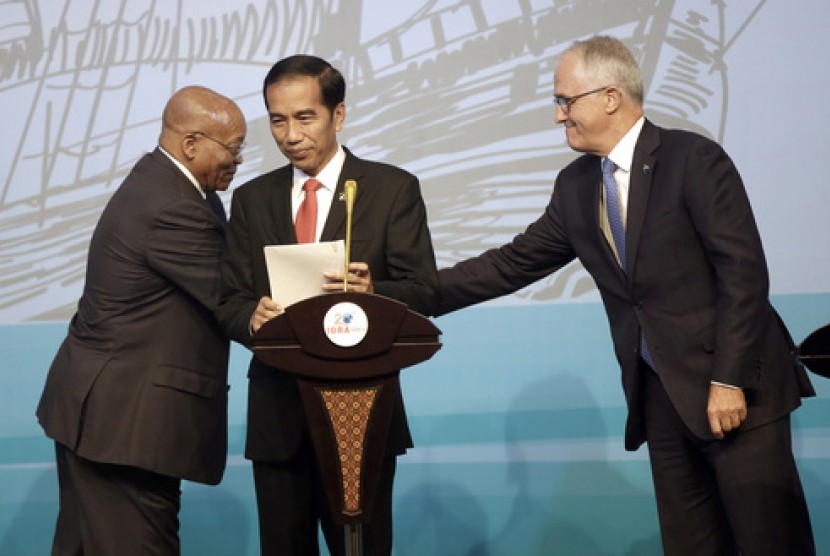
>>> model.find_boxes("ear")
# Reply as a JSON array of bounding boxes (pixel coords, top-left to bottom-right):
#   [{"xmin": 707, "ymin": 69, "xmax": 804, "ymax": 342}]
[
  {"xmin": 334, "ymin": 102, "xmax": 346, "ymax": 132},
  {"xmin": 605, "ymin": 87, "xmax": 622, "ymax": 114},
  {"xmin": 181, "ymin": 133, "xmax": 199, "ymax": 161}
]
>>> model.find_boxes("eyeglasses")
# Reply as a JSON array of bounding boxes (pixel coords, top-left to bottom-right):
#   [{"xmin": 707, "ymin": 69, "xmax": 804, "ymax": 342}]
[
  {"xmin": 194, "ymin": 131, "xmax": 245, "ymax": 159},
  {"xmin": 553, "ymin": 86, "xmax": 611, "ymax": 113}
]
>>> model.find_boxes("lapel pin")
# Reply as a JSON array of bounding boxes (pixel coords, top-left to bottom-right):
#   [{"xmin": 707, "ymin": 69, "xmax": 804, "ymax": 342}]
[{"xmin": 643, "ymin": 164, "xmax": 651, "ymax": 175}]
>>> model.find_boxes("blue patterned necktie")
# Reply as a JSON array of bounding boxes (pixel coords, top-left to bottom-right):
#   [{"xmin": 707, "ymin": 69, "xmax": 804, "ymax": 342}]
[
  {"xmin": 602, "ymin": 157, "xmax": 626, "ymax": 268},
  {"xmin": 602, "ymin": 158, "xmax": 655, "ymax": 368}
]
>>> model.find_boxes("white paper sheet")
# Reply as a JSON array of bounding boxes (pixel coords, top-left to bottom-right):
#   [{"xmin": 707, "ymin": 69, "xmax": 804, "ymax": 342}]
[{"xmin": 263, "ymin": 240, "xmax": 345, "ymax": 307}]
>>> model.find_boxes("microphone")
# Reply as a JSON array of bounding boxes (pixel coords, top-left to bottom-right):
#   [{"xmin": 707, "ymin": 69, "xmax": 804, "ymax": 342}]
[{"xmin": 343, "ymin": 179, "xmax": 357, "ymax": 292}]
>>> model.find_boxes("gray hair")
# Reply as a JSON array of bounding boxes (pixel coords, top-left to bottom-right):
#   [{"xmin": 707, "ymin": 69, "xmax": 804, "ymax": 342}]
[{"xmin": 567, "ymin": 36, "xmax": 644, "ymax": 105}]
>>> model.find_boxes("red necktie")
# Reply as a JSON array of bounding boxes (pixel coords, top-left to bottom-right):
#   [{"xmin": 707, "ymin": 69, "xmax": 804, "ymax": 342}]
[{"xmin": 295, "ymin": 178, "xmax": 321, "ymax": 243}]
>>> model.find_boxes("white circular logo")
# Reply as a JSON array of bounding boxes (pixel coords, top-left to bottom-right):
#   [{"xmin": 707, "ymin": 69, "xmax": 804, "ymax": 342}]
[{"xmin": 323, "ymin": 302, "xmax": 369, "ymax": 347}]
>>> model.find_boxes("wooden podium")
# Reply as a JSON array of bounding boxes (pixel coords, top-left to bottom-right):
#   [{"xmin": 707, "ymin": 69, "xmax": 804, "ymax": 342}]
[{"xmin": 250, "ymin": 292, "xmax": 441, "ymax": 555}]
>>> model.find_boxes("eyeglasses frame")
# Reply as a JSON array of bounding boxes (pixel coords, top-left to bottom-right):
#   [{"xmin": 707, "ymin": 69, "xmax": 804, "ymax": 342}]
[
  {"xmin": 553, "ymin": 85, "xmax": 612, "ymax": 113},
  {"xmin": 193, "ymin": 131, "xmax": 245, "ymax": 159}
]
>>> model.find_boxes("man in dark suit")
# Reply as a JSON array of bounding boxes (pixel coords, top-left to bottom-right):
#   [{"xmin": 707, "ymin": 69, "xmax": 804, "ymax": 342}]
[
  {"xmin": 36, "ymin": 85, "xmax": 246, "ymax": 555},
  {"xmin": 217, "ymin": 55, "xmax": 437, "ymax": 555},
  {"xmin": 435, "ymin": 36, "xmax": 815, "ymax": 555}
]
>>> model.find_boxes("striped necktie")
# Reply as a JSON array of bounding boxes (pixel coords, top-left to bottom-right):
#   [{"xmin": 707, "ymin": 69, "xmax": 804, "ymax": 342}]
[{"xmin": 602, "ymin": 158, "xmax": 655, "ymax": 368}]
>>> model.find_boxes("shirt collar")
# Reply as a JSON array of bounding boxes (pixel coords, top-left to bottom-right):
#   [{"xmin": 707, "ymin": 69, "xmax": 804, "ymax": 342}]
[
  {"xmin": 292, "ymin": 145, "xmax": 346, "ymax": 195},
  {"xmin": 158, "ymin": 146, "xmax": 206, "ymax": 199},
  {"xmin": 606, "ymin": 116, "xmax": 645, "ymax": 173}
]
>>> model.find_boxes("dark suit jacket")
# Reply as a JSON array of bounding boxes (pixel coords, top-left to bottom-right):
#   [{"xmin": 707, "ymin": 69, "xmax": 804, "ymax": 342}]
[
  {"xmin": 218, "ymin": 147, "xmax": 438, "ymax": 461},
  {"xmin": 36, "ymin": 148, "xmax": 230, "ymax": 485},
  {"xmin": 437, "ymin": 120, "xmax": 814, "ymax": 450}
]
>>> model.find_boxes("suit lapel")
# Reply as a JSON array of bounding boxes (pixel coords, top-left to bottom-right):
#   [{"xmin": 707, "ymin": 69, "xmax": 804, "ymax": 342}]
[
  {"xmin": 320, "ymin": 148, "xmax": 364, "ymax": 241},
  {"xmin": 270, "ymin": 166, "xmax": 297, "ymax": 243},
  {"xmin": 626, "ymin": 120, "xmax": 659, "ymax": 276}
]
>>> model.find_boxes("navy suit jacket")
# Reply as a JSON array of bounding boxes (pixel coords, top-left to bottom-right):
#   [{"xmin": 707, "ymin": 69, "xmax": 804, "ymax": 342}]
[
  {"xmin": 437, "ymin": 120, "xmax": 814, "ymax": 450},
  {"xmin": 218, "ymin": 147, "xmax": 438, "ymax": 461},
  {"xmin": 37, "ymin": 148, "xmax": 230, "ymax": 484}
]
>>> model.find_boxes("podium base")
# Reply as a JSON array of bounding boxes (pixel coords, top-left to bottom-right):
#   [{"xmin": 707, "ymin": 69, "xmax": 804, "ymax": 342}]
[{"xmin": 345, "ymin": 523, "xmax": 362, "ymax": 556}]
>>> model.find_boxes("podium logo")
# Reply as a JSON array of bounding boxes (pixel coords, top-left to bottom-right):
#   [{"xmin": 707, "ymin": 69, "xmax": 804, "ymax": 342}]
[{"xmin": 323, "ymin": 302, "xmax": 369, "ymax": 348}]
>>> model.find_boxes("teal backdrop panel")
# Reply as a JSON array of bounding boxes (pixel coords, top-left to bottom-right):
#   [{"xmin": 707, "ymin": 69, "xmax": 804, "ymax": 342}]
[{"xmin": 2, "ymin": 293, "xmax": 829, "ymax": 555}]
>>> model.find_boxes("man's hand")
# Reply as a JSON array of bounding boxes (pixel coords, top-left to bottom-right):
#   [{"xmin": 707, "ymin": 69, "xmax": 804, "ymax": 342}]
[
  {"xmin": 707, "ymin": 383, "xmax": 747, "ymax": 440},
  {"xmin": 322, "ymin": 262, "xmax": 374, "ymax": 293},
  {"xmin": 249, "ymin": 296, "xmax": 283, "ymax": 334}
]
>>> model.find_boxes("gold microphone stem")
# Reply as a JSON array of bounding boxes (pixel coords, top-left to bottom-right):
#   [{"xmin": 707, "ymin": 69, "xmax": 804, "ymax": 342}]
[
  {"xmin": 343, "ymin": 214, "xmax": 352, "ymax": 292},
  {"xmin": 343, "ymin": 180, "xmax": 357, "ymax": 292}
]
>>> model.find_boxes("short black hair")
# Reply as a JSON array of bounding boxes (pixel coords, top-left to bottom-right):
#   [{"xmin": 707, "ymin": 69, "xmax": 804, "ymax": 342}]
[{"xmin": 262, "ymin": 55, "xmax": 346, "ymax": 112}]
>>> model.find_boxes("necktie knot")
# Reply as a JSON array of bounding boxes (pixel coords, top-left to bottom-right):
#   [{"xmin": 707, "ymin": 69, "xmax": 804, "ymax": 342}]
[{"xmin": 303, "ymin": 178, "xmax": 322, "ymax": 193}]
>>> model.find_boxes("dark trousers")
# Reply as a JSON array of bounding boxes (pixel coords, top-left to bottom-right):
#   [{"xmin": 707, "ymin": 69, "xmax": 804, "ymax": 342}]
[
  {"xmin": 252, "ymin": 439, "xmax": 397, "ymax": 556},
  {"xmin": 642, "ymin": 368, "xmax": 815, "ymax": 556},
  {"xmin": 51, "ymin": 442, "xmax": 181, "ymax": 556}
]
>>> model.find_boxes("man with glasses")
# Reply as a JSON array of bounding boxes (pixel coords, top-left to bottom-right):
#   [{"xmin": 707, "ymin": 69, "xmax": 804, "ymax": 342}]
[
  {"xmin": 434, "ymin": 36, "xmax": 815, "ymax": 554},
  {"xmin": 37, "ymin": 85, "xmax": 246, "ymax": 555}
]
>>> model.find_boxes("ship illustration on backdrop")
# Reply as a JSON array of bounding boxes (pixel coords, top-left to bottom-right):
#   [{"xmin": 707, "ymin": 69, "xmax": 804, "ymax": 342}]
[{"xmin": 0, "ymin": 0, "xmax": 765, "ymax": 322}]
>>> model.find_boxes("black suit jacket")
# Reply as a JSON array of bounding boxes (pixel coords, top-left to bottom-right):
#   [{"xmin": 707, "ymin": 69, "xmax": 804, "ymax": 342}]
[
  {"xmin": 218, "ymin": 147, "xmax": 438, "ymax": 461},
  {"xmin": 36, "ymin": 148, "xmax": 230, "ymax": 485},
  {"xmin": 437, "ymin": 120, "xmax": 814, "ymax": 450}
]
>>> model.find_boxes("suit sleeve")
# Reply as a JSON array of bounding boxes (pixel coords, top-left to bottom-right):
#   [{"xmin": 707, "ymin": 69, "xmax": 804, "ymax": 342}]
[
  {"xmin": 436, "ymin": 184, "xmax": 577, "ymax": 316},
  {"xmin": 682, "ymin": 137, "xmax": 770, "ymax": 387},
  {"xmin": 146, "ymin": 198, "xmax": 224, "ymax": 313},
  {"xmin": 371, "ymin": 175, "xmax": 439, "ymax": 316},
  {"xmin": 216, "ymin": 192, "xmax": 260, "ymax": 345}
]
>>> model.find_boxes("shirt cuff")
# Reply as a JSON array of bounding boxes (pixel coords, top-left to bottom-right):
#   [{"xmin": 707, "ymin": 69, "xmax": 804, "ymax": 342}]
[{"xmin": 710, "ymin": 380, "xmax": 741, "ymax": 390}]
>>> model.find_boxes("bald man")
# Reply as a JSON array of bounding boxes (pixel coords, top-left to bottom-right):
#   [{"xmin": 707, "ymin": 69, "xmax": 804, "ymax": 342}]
[{"xmin": 36, "ymin": 86, "xmax": 246, "ymax": 555}]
